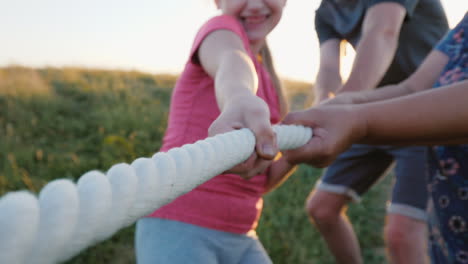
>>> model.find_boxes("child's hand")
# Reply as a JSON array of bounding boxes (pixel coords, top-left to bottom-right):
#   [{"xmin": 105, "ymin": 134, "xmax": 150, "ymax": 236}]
[
  {"xmin": 209, "ymin": 95, "xmax": 278, "ymax": 179},
  {"xmin": 224, "ymin": 151, "xmax": 273, "ymax": 180}
]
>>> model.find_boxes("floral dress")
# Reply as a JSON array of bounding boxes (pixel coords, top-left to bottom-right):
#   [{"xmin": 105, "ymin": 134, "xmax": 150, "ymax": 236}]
[{"xmin": 427, "ymin": 13, "xmax": 468, "ymax": 264}]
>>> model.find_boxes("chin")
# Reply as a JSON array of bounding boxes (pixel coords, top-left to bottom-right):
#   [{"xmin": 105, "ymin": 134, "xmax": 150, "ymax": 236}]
[{"xmin": 246, "ymin": 33, "xmax": 267, "ymax": 44}]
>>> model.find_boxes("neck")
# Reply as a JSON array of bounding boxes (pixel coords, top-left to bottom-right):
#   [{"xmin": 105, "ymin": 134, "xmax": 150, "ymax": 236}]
[{"xmin": 250, "ymin": 40, "xmax": 265, "ymax": 54}]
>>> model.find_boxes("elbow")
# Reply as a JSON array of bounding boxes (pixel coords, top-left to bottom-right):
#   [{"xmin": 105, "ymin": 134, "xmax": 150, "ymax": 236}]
[
  {"xmin": 400, "ymin": 81, "xmax": 420, "ymax": 95},
  {"xmin": 381, "ymin": 25, "xmax": 400, "ymax": 40},
  {"xmin": 364, "ymin": 23, "xmax": 400, "ymax": 48},
  {"xmin": 376, "ymin": 26, "xmax": 400, "ymax": 47}
]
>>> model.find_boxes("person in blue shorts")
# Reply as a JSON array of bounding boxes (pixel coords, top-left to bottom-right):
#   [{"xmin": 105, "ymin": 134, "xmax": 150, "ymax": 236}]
[
  {"xmin": 307, "ymin": 0, "xmax": 448, "ymax": 263},
  {"xmin": 284, "ymin": 13, "xmax": 468, "ymax": 264}
]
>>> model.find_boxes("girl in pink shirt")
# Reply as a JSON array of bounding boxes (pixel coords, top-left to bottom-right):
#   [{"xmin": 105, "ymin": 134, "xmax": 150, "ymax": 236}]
[{"xmin": 135, "ymin": 0, "xmax": 293, "ymax": 263}]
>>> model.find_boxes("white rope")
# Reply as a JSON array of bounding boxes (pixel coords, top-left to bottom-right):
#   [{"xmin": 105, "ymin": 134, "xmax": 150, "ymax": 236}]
[
  {"xmin": 0, "ymin": 124, "xmax": 312, "ymax": 264},
  {"xmin": 0, "ymin": 191, "xmax": 39, "ymax": 264}
]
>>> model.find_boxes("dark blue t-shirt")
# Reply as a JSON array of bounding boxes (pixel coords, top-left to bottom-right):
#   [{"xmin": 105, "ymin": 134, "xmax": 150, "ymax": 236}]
[{"xmin": 315, "ymin": 0, "xmax": 449, "ymax": 86}]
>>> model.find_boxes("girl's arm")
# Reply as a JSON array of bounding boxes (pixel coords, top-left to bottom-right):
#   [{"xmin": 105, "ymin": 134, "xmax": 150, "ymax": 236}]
[
  {"xmin": 198, "ymin": 30, "xmax": 277, "ymax": 178},
  {"xmin": 264, "ymin": 155, "xmax": 297, "ymax": 193},
  {"xmin": 199, "ymin": 30, "xmax": 259, "ymax": 109}
]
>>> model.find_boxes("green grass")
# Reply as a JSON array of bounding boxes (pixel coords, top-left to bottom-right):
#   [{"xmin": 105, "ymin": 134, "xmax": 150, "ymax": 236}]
[
  {"xmin": 258, "ymin": 165, "xmax": 391, "ymax": 264},
  {"xmin": 1, "ymin": 66, "xmax": 392, "ymax": 263}
]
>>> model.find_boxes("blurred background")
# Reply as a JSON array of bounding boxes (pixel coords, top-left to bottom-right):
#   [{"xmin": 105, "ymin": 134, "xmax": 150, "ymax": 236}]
[
  {"xmin": 1, "ymin": 0, "xmax": 465, "ymax": 82},
  {"xmin": 0, "ymin": 1, "xmax": 466, "ymax": 263}
]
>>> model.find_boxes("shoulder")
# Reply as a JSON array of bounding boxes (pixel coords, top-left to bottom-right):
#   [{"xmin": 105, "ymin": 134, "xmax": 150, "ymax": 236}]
[
  {"xmin": 315, "ymin": 0, "xmax": 365, "ymax": 41},
  {"xmin": 189, "ymin": 15, "xmax": 251, "ymax": 64},
  {"xmin": 194, "ymin": 15, "xmax": 249, "ymax": 48},
  {"xmin": 197, "ymin": 15, "xmax": 246, "ymax": 39},
  {"xmin": 435, "ymin": 15, "xmax": 467, "ymax": 57},
  {"xmin": 367, "ymin": 0, "xmax": 438, "ymax": 18}
]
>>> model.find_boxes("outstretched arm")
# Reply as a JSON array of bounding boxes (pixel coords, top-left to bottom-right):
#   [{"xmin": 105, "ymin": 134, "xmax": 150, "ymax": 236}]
[
  {"xmin": 199, "ymin": 30, "xmax": 277, "ymax": 178},
  {"xmin": 283, "ymin": 80, "xmax": 468, "ymax": 168},
  {"xmin": 361, "ymin": 80, "xmax": 468, "ymax": 145},
  {"xmin": 322, "ymin": 49, "xmax": 449, "ymax": 105}
]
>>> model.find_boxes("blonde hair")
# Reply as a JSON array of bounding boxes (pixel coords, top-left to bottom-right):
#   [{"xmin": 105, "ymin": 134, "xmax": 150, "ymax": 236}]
[{"xmin": 259, "ymin": 43, "xmax": 288, "ymax": 118}]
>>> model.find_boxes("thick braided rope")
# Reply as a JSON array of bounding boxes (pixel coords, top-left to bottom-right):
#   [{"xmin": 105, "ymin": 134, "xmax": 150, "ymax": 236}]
[{"xmin": 0, "ymin": 124, "xmax": 312, "ymax": 264}]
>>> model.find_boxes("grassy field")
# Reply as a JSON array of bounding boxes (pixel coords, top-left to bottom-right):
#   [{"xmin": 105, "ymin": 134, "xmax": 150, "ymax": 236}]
[{"xmin": 1, "ymin": 66, "xmax": 392, "ymax": 263}]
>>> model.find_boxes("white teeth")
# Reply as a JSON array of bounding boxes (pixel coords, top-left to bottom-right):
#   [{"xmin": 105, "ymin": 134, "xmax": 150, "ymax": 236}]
[{"xmin": 243, "ymin": 15, "xmax": 268, "ymax": 24}]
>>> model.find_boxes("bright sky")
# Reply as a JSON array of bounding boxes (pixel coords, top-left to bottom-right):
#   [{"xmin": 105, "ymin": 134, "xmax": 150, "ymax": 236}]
[{"xmin": 0, "ymin": 0, "xmax": 465, "ymax": 83}]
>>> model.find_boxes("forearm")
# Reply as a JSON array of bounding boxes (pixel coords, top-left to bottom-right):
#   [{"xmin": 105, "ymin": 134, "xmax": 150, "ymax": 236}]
[
  {"xmin": 350, "ymin": 82, "xmax": 417, "ymax": 104},
  {"xmin": 359, "ymin": 80, "xmax": 468, "ymax": 145},
  {"xmin": 314, "ymin": 39, "xmax": 342, "ymax": 103},
  {"xmin": 264, "ymin": 156, "xmax": 297, "ymax": 193},
  {"xmin": 214, "ymin": 50, "xmax": 258, "ymax": 110},
  {"xmin": 315, "ymin": 68, "xmax": 342, "ymax": 102},
  {"xmin": 339, "ymin": 31, "xmax": 398, "ymax": 93},
  {"xmin": 346, "ymin": 50, "xmax": 450, "ymax": 105}
]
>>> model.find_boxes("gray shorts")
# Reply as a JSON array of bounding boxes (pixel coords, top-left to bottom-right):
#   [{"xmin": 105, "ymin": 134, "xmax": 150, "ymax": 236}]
[{"xmin": 317, "ymin": 144, "xmax": 428, "ymax": 221}]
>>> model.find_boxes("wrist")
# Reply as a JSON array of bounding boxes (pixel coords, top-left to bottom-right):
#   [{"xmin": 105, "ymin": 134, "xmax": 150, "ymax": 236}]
[
  {"xmin": 348, "ymin": 92, "xmax": 366, "ymax": 104},
  {"xmin": 337, "ymin": 85, "xmax": 361, "ymax": 94},
  {"xmin": 221, "ymin": 93, "xmax": 257, "ymax": 111},
  {"xmin": 350, "ymin": 104, "xmax": 370, "ymax": 143}
]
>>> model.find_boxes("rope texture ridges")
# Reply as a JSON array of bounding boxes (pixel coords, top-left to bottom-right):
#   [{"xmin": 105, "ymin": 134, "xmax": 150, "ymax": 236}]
[{"xmin": 0, "ymin": 124, "xmax": 312, "ymax": 264}]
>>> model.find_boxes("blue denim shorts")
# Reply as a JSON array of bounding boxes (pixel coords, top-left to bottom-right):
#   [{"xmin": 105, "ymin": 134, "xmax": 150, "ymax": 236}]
[
  {"xmin": 135, "ymin": 218, "xmax": 272, "ymax": 264},
  {"xmin": 317, "ymin": 144, "xmax": 428, "ymax": 221}
]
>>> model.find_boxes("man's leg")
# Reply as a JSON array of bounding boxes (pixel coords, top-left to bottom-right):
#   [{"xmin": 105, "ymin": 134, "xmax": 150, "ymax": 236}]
[
  {"xmin": 306, "ymin": 189, "xmax": 362, "ymax": 264},
  {"xmin": 384, "ymin": 213, "xmax": 428, "ymax": 264},
  {"xmin": 306, "ymin": 144, "xmax": 394, "ymax": 264},
  {"xmin": 385, "ymin": 146, "xmax": 429, "ymax": 264}
]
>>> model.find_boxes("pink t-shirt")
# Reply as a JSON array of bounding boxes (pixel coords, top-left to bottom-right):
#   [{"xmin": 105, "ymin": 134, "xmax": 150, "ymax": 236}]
[{"xmin": 149, "ymin": 15, "xmax": 281, "ymax": 234}]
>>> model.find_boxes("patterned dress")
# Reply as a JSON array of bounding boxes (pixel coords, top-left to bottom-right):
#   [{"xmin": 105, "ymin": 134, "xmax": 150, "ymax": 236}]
[{"xmin": 428, "ymin": 13, "xmax": 468, "ymax": 264}]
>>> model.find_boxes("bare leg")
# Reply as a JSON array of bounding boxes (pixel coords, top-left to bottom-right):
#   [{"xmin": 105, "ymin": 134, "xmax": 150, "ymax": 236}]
[
  {"xmin": 306, "ymin": 189, "xmax": 363, "ymax": 264},
  {"xmin": 384, "ymin": 213, "xmax": 429, "ymax": 264}
]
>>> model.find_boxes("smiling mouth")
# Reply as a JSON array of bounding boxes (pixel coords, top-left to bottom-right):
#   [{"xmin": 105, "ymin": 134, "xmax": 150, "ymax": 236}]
[{"xmin": 242, "ymin": 14, "xmax": 270, "ymax": 25}]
